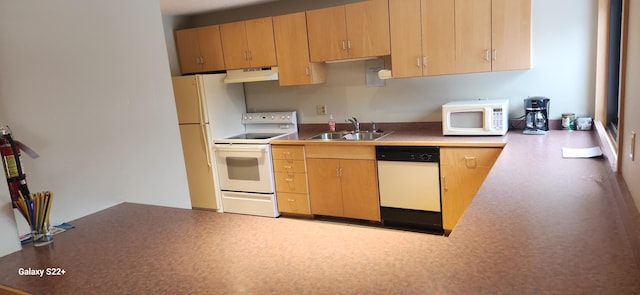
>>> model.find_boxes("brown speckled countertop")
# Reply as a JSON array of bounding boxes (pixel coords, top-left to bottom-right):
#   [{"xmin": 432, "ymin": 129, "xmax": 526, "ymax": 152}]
[
  {"xmin": 0, "ymin": 129, "xmax": 639, "ymax": 294},
  {"xmin": 274, "ymin": 123, "xmax": 508, "ymax": 147}
]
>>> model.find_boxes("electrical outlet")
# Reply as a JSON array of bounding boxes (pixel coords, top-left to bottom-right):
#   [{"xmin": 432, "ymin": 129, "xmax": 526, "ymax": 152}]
[
  {"xmin": 631, "ymin": 131, "xmax": 636, "ymax": 161},
  {"xmin": 316, "ymin": 104, "xmax": 327, "ymax": 115}
]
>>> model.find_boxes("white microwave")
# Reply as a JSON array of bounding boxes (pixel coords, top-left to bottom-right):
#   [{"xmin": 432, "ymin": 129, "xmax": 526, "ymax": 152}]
[{"xmin": 442, "ymin": 99, "xmax": 509, "ymax": 136}]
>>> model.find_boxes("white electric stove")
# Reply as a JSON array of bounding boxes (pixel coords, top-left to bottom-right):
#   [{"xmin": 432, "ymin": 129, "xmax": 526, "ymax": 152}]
[{"xmin": 213, "ymin": 112, "xmax": 297, "ymax": 217}]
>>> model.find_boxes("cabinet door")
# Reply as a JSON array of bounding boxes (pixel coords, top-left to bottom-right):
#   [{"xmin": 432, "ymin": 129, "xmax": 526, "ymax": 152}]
[
  {"xmin": 220, "ymin": 21, "xmax": 251, "ymax": 69},
  {"xmin": 441, "ymin": 147, "xmax": 502, "ymax": 231},
  {"xmin": 274, "ymin": 12, "xmax": 323, "ymax": 86},
  {"xmin": 307, "ymin": 5, "xmax": 349, "ymax": 62},
  {"xmin": 307, "ymin": 159, "xmax": 343, "ymax": 217},
  {"xmin": 175, "ymin": 28, "xmax": 202, "ymax": 74},
  {"xmin": 345, "ymin": 0, "xmax": 391, "ymax": 58},
  {"xmin": 340, "ymin": 159, "xmax": 380, "ymax": 221},
  {"xmin": 422, "ymin": 0, "xmax": 456, "ymax": 75},
  {"xmin": 455, "ymin": 0, "xmax": 492, "ymax": 74},
  {"xmin": 491, "ymin": 0, "xmax": 531, "ymax": 71},
  {"xmin": 179, "ymin": 125, "xmax": 217, "ymax": 209},
  {"xmin": 245, "ymin": 17, "xmax": 277, "ymax": 68},
  {"xmin": 389, "ymin": 0, "xmax": 423, "ymax": 78},
  {"xmin": 198, "ymin": 25, "xmax": 226, "ymax": 72}
]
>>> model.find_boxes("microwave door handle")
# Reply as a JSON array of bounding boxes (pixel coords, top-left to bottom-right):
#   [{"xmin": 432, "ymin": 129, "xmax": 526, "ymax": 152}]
[{"xmin": 485, "ymin": 107, "xmax": 493, "ymax": 131}]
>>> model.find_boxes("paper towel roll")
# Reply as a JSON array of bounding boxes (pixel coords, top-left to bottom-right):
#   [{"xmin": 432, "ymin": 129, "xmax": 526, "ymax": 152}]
[{"xmin": 378, "ymin": 69, "xmax": 392, "ymax": 80}]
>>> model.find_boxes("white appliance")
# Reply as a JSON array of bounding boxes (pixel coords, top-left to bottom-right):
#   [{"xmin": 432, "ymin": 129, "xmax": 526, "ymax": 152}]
[
  {"xmin": 442, "ymin": 99, "xmax": 509, "ymax": 136},
  {"xmin": 214, "ymin": 112, "xmax": 297, "ymax": 217},
  {"xmin": 172, "ymin": 74, "xmax": 246, "ymax": 210}
]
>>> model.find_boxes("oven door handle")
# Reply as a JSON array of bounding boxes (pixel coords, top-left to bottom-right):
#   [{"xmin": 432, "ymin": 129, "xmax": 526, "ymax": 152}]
[{"xmin": 214, "ymin": 145, "xmax": 269, "ymax": 153}]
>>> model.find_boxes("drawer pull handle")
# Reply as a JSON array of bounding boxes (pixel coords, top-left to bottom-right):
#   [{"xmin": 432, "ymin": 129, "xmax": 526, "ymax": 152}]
[
  {"xmin": 283, "ymin": 165, "xmax": 292, "ymax": 169},
  {"xmin": 464, "ymin": 156, "xmax": 477, "ymax": 168},
  {"xmin": 285, "ymin": 178, "xmax": 294, "ymax": 182}
]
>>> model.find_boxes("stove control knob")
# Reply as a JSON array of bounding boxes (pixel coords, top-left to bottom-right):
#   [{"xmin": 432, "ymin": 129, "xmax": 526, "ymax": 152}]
[
  {"xmin": 281, "ymin": 115, "xmax": 285, "ymax": 119},
  {"xmin": 271, "ymin": 115, "xmax": 275, "ymax": 119},
  {"xmin": 248, "ymin": 116, "xmax": 253, "ymax": 120}
]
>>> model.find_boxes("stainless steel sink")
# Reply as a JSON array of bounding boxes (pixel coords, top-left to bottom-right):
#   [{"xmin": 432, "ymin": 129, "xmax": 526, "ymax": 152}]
[{"xmin": 306, "ymin": 131, "xmax": 391, "ymax": 141}]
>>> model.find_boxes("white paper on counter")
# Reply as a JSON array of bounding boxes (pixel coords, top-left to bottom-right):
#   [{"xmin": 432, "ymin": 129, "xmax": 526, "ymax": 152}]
[{"xmin": 562, "ymin": 146, "xmax": 603, "ymax": 158}]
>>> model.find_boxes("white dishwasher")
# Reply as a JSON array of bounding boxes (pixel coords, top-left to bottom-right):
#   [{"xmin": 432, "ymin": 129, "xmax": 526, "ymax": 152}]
[{"xmin": 376, "ymin": 146, "xmax": 442, "ymax": 232}]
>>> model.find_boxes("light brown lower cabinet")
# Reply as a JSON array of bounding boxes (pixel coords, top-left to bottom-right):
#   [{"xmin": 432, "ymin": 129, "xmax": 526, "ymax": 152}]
[
  {"xmin": 306, "ymin": 145, "xmax": 380, "ymax": 221},
  {"xmin": 440, "ymin": 147, "xmax": 502, "ymax": 231},
  {"xmin": 272, "ymin": 145, "xmax": 310, "ymax": 214}
]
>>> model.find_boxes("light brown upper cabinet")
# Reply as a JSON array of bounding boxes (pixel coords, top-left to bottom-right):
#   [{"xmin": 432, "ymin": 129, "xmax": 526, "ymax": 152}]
[
  {"xmin": 219, "ymin": 17, "xmax": 277, "ymax": 70},
  {"xmin": 389, "ymin": 0, "xmax": 456, "ymax": 78},
  {"xmin": 306, "ymin": 0, "xmax": 391, "ymax": 62},
  {"xmin": 273, "ymin": 12, "xmax": 326, "ymax": 86},
  {"xmin": 456, "ymin": 0, "xmax": 531, "ymax": 74},
  {"xmin": 491, "ymin": 0, "xmax": 532, "ymax": 71},
  {"xmin": 175, "ymin": 25, "xmax": 225, "ymax": 74},
  {"xmin": 455, "ymin": 0, "xmax": 492, "ymax": 73},
  {"xmin": 389, "ymin": 0, "xmax": 531, "ymax": 77}
]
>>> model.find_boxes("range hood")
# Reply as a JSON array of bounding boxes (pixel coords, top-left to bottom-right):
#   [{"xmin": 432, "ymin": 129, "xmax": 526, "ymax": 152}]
[{"xmin": 224, "ymin": 67, "xmax": 279, "ymax": 84}]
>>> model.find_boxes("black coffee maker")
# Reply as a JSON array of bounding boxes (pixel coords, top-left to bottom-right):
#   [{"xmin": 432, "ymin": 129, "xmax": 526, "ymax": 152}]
[{"xmin": 524, "ymin": 97, "xmax": 550, "ymax": 134}]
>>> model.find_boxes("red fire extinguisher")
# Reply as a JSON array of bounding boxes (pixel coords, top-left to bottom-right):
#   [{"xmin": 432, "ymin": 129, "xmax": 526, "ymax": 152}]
[{"xmin": 1, "ymin": 126, "xmax": 32, "ymax": 208}]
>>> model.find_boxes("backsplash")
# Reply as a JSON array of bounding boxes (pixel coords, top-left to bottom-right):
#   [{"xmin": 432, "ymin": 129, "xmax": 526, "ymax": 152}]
[{"xmin": 244, "ymin": 56, "xmax": 595, "ymax": 125}]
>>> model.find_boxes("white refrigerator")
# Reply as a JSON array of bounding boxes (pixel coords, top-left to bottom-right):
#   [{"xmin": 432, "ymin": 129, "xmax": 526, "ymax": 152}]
[{"xmin": 172, "ymin": 74, "xmax": 246, "ymax": 210}]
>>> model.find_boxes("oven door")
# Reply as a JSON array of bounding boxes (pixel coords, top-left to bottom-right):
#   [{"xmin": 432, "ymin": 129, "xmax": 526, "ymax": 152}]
[{"xmin": 214, "ymin": 144, "xmax": 274, "ymax": 194}]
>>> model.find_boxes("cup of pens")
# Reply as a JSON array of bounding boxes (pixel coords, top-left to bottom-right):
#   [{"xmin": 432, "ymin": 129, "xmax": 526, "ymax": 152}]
[{"xmin": 14, "ymin": 191, "xmax": 54, "ymax": 247}]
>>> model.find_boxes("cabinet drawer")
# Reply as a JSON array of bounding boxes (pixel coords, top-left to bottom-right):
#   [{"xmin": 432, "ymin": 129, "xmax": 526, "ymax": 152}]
[
  {"xmin": 273, "ymin": 159, "xmax": 306, "ymax": 173},
  {"xmin": 305, "ymin": 145, "xmax": 375, "ymax": 159},
  {"xmin": 275, "ymin": 172, "xmax": 308, "ymax": 193},
  {"xmin": 271, "ymin": 146, "xmax": 305, "ymax": 160},
  {"xmin": 440, "ymin": 148, "xmax": 502, "ymax": 168},
  {"xmin": 277, "ymin": 192, "xmax": 310, "ymax": 214}
]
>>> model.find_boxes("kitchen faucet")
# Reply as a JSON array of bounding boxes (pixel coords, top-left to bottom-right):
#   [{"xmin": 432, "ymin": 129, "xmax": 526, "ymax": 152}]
[{"xmin": 346, "ymin": 117, "xmax": 359, "ymax": 132}]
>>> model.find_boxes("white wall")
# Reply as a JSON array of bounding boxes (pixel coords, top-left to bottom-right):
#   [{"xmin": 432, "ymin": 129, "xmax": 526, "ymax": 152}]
[
  {"xmin": 622, "ymin": 1, "xmax": 640, "ymax": 211},
  {"xmin": 243, "ymin": 0, "xmax": 597, "ymax": 124},
  {"xmin": 0, "ymin": 0, "xmax": 191, "ymax": 256}
]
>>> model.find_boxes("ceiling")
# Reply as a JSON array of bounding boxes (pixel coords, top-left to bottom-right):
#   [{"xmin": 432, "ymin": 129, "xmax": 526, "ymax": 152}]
[{"xmin": 160, "ymin": 0, "xmax": 278, "ymax": 16}]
